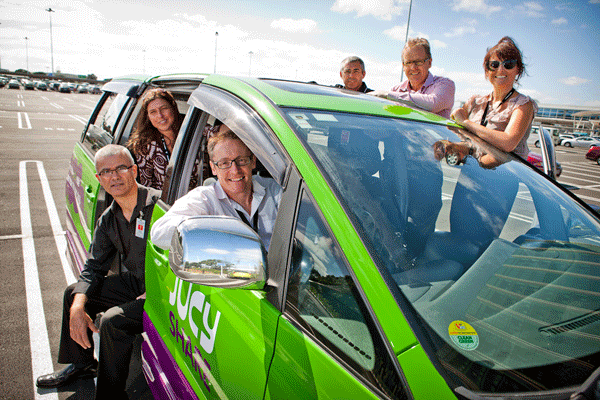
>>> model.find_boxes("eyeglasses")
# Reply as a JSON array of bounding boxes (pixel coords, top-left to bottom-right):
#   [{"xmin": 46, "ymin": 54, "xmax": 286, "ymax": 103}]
[
  {"xmin": 487, "ymin": 59, "xmax": 517, "ymax": 71},
  {"xmin": 212, "ymin": 155, "xmax": 253, "ymax": 170},
  {"xmin": 403, "ymin": 58, "xmax": 430, "ymax": 67},
  {"xmin": 97, "ymin": 165, "xmax": 133, "ymax": 178}
]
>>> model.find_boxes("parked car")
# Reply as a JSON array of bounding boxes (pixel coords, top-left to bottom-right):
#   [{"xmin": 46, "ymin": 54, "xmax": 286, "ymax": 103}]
[
  {"xmin": 561, "ymin": 136, "xmax": 600, "ymax": 148},
  {"xmin": 89, "ymin": 85, "xmax": 101, "ymax": 94},
  {"xmin": 586, "ymin": 146, "xmax": 600, "ymax": 165},
  {"xmin": 36, "ymin": 81, "xmax": 48, "ymax": 91},
  {"xmin": 527, "ymin": 151, "xmax": 562, "ymax": 177},
  {"xmin": 559, "ymin": 134, "xmax": 575, "ymax": 145},
  {"xmin": 23, "ymin": 79, "xmax": 35, "ymax": 90},
  {"xmin": 58, "ymin": 82, "xmax": 71, "ymax": 93},
  {"xmin": 532, "ymin": 126, "xmax": 559, "ymax": 147},
  {"xmin": 66, "ymin": 74, "xmax": 600, "ymax": 400},
  {"xmin": 76, "ymin": 84, "xmax": 89, "ymax": 93},
  {"xmin": 8, "ymin": 79, "xmax": 20, "ymax": 89}
]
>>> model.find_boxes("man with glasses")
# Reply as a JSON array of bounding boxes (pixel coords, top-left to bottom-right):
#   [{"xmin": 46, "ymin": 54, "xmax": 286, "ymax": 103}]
[
  {"xmin": 372, "ymin": 37, "xmax": 455, "ymax": 118},
  {"xmin": 151, "ymin": 127, "xmax": 282, "ymax": 251},
  {"xmin": 37, "ymin": 144, "xmax": 161, "ymax": 400}
]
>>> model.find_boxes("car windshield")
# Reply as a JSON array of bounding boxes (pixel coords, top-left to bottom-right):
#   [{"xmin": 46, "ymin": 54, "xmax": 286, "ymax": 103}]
[{"xmin": 285, "ymin": 107, "xmax": 600, "ymax": 395}]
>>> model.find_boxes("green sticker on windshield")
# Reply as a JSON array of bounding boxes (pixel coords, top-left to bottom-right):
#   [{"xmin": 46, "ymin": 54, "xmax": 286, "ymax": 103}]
[{"xmin": 449, "ymin": 321, "xmax": 479, "ymax": 351}]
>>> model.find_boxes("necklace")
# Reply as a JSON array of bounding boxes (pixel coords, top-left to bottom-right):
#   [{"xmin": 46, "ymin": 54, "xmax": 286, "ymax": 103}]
[{"xmin": 480, "ymin": 88, "xmax": 515, "ymax": 127}]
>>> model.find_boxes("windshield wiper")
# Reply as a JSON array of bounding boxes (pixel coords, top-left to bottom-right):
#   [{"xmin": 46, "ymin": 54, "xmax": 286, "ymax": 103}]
[{"xmin": 454, "ymin": 366, "xmax": 600, "ymax": 400}]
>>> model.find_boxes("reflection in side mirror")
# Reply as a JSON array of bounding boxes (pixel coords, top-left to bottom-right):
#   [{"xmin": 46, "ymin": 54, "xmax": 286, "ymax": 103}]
[{"xmin": 169, "ymin": 216, "xmax": 267, "ymax": 290}]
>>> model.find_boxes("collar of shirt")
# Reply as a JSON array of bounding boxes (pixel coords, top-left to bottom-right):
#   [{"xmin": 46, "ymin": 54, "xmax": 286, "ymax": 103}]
[
  {"xmin": 399, "ymin": 72, "xmax": 434, "ymax": 93},
  {"xmin": 213, "ymin": 176, "xmax": 267, "ymax": 220},
  {"xmin": 109, "ymin": 184, "xmax": 155, "ymax": 222}
]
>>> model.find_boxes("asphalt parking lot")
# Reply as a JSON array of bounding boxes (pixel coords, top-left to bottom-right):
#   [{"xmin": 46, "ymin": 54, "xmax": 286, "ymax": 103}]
[{"xmin": 0, "ymin": 87, "xmax": 151, "ymax": 400}]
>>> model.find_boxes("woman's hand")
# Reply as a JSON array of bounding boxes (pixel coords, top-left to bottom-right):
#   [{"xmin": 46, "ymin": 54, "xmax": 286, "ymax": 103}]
[{"xmin": 451, "ymin": 108, "xmax": 467, "ymax": 124}]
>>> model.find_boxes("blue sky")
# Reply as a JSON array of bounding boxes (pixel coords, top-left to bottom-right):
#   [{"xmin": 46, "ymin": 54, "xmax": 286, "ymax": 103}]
[{"xmin": 2, "ymin": 0, "xmax": 599, "ymax": 108}]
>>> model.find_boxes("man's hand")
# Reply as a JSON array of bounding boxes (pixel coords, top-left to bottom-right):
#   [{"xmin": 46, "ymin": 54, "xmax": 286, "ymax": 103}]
[
  {"xmin": 137, "ymin": 292, "xmax": 146, "ymax": 300},
  {"xmin": 369, "ymin": 90, "xmax": 390, "ymax": 99},
  {"xmin": 69, "ymin": 294, "xmax": 98, "ymax": 349}
]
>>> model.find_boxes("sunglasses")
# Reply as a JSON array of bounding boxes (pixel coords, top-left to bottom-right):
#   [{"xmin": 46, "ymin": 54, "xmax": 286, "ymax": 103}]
[{"xmin": 487, "ymin": 59, "xmax": 517, "ymax": 71}]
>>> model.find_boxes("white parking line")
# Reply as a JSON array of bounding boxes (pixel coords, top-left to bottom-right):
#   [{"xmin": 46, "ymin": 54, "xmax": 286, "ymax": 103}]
[
  {"xmin": 35, "ymin": 161, "xmax": 76, "ymax": 286},
  {"xmin": 19, "ymin": 161, "xmax": 59, "ymax": 400},
  {"xmin": 49, "ymin": 103, "xmax": 64, "ymax": 109},
  {"xmin": 18, "ymin": 112, "xmax": 32, "ymax": 129},
  {"xmin": 18, "ymin": 100, "xmax": 25, "ymax": 107},
  {"xmin": 69, "ymin": 114, "xmax": 88, "ymax": 124}
]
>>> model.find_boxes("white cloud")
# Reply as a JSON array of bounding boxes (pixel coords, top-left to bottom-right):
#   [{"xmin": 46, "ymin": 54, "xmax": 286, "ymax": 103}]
[
  {"xmin": 444, "ymin": 26, "xmax": 475, "ymax": 37},
  {"xmin": 430, "ymin": 39, "xmax": 448, "ymax": 48},
  {"xmin": 383, "ymin": 25, "xmax": 431, "ymax": 42},
  {"xmin": 444, "ymin": 20, "xmax": 478, "ymax": 37},
  {"xmin": 383, "ymin": 25, "xmax": 408, "ymax": 41},
  {"xmin": 552, "ymin": 17, "xmax": 568, "ymax": 25},
  {"xmin": 270, "ymin": 18, "xmax": 319, "ymax": 33},
  {"xmin": 451, "ymin": 0, "xmax": 502, "ymax": 15},
  {"xmin": 560, "ymin": 76, "xmax": 590, "ymax": 85},
  {"xmin": 331, "ymin": 0, "xmax": 407, "ymax": 20},
  {"xmin": 517, "ymin": 2, "xmax": 545, "ymax": 18}
]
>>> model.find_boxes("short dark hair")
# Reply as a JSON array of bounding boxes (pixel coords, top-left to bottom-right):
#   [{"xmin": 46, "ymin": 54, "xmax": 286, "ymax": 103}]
[{"xmin": 483, "ymin": 36, "xmax": 526, "ymax": 81}]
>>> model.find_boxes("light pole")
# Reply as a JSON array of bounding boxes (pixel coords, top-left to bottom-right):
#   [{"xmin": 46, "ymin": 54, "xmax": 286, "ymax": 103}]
[
  {"xmin": 248, "ymin": 51, "xmax": 253, "ymax": 76},
  {"xmin": 46, "ymin": 7, "xmax": 55, "ymax": 75},
  {"xmin": 24, "ymin": 37, "xmax": 29, "ymax": 72},
  {"xmin": 143, "ymin": 49, "xmax": 146, "ymax": 74},
  {"xmin": 214, "ymin": 32, "xmax": 218, "ymax": 74},
  {"xmin": 400, "ymin": 0, "xmax": 413, "ymax": 82}
]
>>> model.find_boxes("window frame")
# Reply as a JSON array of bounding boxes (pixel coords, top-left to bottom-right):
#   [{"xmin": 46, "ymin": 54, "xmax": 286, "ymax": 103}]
[{"xmin": 279, "ymin": 180, "xmax": 410, "ymax": 399}]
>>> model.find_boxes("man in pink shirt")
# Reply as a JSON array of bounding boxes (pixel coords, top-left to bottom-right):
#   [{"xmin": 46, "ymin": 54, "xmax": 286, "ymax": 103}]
[{"xmin": 372, "ymin": 38, "xmax": 455, "ymax": 119}]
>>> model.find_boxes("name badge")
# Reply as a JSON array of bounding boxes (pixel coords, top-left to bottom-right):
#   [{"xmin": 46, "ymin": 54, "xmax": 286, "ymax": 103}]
[{"xmin": 136, "ymin": 218, "xmax": 146, "ymax": 239}]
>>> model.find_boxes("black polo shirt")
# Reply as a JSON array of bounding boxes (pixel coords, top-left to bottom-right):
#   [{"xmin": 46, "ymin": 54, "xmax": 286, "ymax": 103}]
[{"xmin": 73, "ymin": 184, "xmax": 161, "ymax": 297}]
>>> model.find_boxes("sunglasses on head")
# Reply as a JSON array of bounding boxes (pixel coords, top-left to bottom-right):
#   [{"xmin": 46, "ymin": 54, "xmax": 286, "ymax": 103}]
[{"xmin": 487, "ymin": 59, "xmax": 517, "ymax": 71}]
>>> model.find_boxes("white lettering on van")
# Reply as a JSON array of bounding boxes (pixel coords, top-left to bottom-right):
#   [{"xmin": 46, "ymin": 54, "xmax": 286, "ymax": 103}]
[{"xmin": 169, "ymin": 277, "xmax": 221, "ymax": 354}]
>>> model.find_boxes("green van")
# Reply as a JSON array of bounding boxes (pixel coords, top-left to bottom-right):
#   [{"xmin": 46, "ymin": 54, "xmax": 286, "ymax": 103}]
[{"xmin": 66, "ymin": 74, "xmax": 600, "ymax": 399}]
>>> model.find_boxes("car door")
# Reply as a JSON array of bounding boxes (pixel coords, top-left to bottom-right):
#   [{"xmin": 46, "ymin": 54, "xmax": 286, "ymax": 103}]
[
  {"xmin": 264, "ymin": 169, "xmax": 409, "ymax": 399},
  {"xmin": 143, "ymin": 85, "xmax": 289, "ymax": 399},
  {"xmin": 65, "ymin": 82, "xmax": 140, "ymax": 273}
]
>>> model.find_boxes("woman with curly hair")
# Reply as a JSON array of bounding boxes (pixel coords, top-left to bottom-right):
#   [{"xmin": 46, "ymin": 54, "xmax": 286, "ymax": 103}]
[
  {"xmin": 451, "ymin": 37, "xmax": 538, "ymax": 167},
  {"xmin": 127, "ymin": 88, "xmax": 183, "ymax": 190}
]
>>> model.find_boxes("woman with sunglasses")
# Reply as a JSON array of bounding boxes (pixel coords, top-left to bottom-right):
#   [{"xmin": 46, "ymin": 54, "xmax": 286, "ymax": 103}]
[{"xmin": 451, "ymin": 37, "xmax": 537, "ymax": 163}]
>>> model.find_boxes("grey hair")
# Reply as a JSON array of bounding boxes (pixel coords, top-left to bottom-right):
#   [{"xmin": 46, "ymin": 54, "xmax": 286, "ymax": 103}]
[
  {"xmin": 94, "ymin": 144, "xmax": 135, "ymax": 171},
  {"xmin": 340, "ymin": 56, "xmax": 365, "ymax": 72}
]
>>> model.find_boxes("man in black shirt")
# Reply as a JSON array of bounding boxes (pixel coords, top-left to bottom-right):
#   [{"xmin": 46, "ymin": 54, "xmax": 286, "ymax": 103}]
[
  {"xmin": 36, "ymin": 145, "xmax": 161, "ymax": 400},
  {"xmin": 336, "ymin": 56, "xmax": 373, "ymax": 93}
]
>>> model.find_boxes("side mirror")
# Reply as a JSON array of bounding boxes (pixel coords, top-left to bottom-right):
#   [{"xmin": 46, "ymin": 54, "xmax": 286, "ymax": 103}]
[
  {"xmin": 168, "ymin": 216, "xmax": 267, "ymax": 290},
  {"xmin": 537, "ymin": 124, "xmax": 557, "ymax": 179}
]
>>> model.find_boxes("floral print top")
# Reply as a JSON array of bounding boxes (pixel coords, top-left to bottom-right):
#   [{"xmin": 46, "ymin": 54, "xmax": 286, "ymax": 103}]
[{"xmin": 463, "ymin": 92, "xmax": 538, "ymax": 158}]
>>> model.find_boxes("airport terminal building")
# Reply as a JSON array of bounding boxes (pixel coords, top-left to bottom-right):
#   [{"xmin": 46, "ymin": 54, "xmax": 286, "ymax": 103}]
[{"xmin": 535, "ymin": 104, "xmax": 600, "ymax": 137}]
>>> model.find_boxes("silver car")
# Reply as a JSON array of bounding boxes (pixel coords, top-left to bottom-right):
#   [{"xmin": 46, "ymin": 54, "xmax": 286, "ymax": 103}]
[{"xmin": 561, "ymin": 136, "xmax": 600, "ymax": 148}]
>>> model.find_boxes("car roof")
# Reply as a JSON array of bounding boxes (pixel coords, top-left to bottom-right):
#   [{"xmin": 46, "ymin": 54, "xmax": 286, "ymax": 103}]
[
  {"xmin": 202, "ymin": 75, "xmax": 454, "ymax": 125},
  {"xmin": 105, "ymin": 73, "xmax": 458, "ymax": 126}
]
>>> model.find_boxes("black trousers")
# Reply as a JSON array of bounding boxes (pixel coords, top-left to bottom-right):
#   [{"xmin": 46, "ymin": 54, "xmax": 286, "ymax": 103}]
[{"xmin": 57, "ymin": 273, "xmax": 144, "ymax": 400}]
